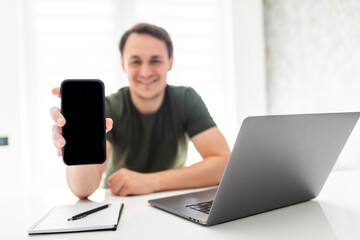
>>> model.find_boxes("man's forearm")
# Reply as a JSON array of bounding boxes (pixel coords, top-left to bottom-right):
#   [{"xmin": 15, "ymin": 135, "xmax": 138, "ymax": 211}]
[
  {"xmin": 66, "ymin": 166, "xmax": 102, "ymax": 199},
  {"xmin": 152, "ymin": 156, "xmax": 228, "ymax": 192}
]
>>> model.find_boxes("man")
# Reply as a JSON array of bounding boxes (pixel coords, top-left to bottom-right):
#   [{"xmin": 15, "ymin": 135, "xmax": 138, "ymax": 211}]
[{"xmin": 50, "ymin": 23, "xmax": 231, "ymax": 199}]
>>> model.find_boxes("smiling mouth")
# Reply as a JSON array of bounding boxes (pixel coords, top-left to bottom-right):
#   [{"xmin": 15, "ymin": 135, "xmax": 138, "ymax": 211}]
[{"xmin": 137, "ymin": 79, "xmax": 157, "ymax": 88}]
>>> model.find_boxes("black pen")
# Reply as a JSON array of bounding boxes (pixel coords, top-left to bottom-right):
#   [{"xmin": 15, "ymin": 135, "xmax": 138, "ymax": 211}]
[{"xmin": 67, "ymin": 204, "xmax": 110, "ymax": 221}]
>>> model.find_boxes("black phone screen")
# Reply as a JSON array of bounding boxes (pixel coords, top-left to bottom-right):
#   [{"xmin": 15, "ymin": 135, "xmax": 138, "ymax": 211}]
[{"xmin": 60, "ymin": 79, "xmax": 106, "ymax": 165}]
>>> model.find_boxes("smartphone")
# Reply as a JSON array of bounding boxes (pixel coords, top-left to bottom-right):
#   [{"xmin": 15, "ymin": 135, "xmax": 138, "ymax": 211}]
[{"xmin": 60, "ymin": 79, "xmax": 106, "ymax": 165}]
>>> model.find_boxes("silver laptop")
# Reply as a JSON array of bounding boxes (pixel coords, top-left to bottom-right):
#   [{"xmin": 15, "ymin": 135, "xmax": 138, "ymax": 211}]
[{"xmin": 148, "ymin": 112, "xmax": 360, "ymax": 226}]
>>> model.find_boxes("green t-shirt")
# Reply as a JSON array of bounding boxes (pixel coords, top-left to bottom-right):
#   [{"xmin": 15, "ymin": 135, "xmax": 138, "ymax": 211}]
[{"xmin": 103, "ymin": 85, "xmax": 216, "ymax": 186}]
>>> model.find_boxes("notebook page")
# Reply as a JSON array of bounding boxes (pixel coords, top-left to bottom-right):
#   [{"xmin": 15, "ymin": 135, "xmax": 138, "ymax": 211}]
[{"xmin": 31, "ymin": 201, "xmax": 122, "ymax": 232}]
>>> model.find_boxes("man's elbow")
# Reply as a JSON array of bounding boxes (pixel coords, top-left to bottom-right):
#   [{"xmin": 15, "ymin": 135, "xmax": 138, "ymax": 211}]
[
  {"xmin": 214, "ymin": 154, "xmax": 231, "ymax": 184},
  {"xmin": 220, "ymin": 150, "xmax": 231, "ymax": 168},
  {"xmin": 69, "ymin": 186, "xmax": 97, "ymax": 199},
  {"xmin": 66, "ymin": 178, "xmax": 99, "ymax": 199}
]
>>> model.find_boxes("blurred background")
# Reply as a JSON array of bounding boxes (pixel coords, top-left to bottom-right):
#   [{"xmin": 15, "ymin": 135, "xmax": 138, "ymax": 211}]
[{"xmin": 0, "ymin": 0, "xmax": 359, "ymax": 196}]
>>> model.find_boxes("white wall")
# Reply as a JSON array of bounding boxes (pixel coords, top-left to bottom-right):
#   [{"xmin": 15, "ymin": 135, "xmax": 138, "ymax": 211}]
[
  {"xmin": 264, "ymin": 0, "xmax": 360, "ymax": 169},
  {"xmin": 0, "ymin": 0, "xmax": 25, "ymax": 193},
  {"xmin": 264, "ymin": 0, "xmax": 360, "ymax": 114},
  {"xmin": 232, "ymin": 0, "xmax": 267, "ymax": 129}
]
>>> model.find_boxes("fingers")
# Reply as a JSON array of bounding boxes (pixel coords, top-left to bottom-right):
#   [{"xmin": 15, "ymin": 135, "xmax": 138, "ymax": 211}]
[
  {"xmin": 52, "ymin": 124, "xmax": 66, "ymax": 156},
  {"xmin": 118, "ymin": 186, "xmax": 130, "ymax": 196},
  {"xmin": 109, "ymin": 180, "xmax": 124, "ymax": 196},
  {"xmin": 50, "ymin": 106, "xmax": 66, "ymax": 126},
  {"xmin": 108, "ymin": 169, "xmax": 126, "ymax": 195},
  {"xmin": 51, "ymin": 87, "xmax": 63, "ymax": 157},
  {"xmin": 113, "ymin": 185, "xmax": 124, "ymax": 196},
  {"xmin": 50, "ymin": 105, "xmax": 66, "ymax": 157},
  {"xmin": 52, "ymin": 87, "xmax": 61, "ymax": 98},
  {"xmin": 106, "ymin": 118, "xmax": 113, "ymax": 133}
]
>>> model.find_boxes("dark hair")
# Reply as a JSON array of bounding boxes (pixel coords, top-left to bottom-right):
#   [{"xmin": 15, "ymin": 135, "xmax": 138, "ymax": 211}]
[{"xmin": 119, "ymin": 23, "xmax": 173, "ymax": 58}]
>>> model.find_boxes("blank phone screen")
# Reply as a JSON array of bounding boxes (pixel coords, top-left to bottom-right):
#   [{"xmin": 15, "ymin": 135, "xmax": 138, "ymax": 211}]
[{"xmin": 61, "ymin": 79, "xmax": 106, "ymax": 165}]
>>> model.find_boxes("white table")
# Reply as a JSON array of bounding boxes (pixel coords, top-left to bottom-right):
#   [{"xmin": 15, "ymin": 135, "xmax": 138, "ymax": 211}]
[{"xmin": 2, "ymin": 170, "xmax": 360, "ymax": 239}]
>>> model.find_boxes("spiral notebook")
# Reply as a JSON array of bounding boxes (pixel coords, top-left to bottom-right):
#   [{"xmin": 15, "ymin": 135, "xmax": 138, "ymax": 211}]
[{"xmin": 28, "ymin": 201, "xmax": 123, "ymax": 235}]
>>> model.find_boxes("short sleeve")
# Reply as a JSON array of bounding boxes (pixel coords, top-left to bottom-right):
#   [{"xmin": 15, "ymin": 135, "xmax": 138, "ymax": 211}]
[{"xmin": 185, "ymin": 88, "xmax": 216, "ymax": 138}]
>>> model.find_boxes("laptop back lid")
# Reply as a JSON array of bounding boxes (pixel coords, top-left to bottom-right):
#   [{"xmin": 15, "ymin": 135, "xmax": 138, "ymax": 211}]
[{"xmin": 207, "ymin": 112, "xmax": 359, "ymax": 225}]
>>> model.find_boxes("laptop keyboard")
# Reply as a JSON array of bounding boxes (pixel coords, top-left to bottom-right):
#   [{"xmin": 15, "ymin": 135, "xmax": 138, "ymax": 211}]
[{"xmin": 186, "ymin": 200, "xmax": 213, "ymax": 214}]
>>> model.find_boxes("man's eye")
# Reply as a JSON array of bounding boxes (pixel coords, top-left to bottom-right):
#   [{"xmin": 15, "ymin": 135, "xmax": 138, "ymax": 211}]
[
  {"xmin": 151, "ymin": 60, "xmax": 160, "ymax": 64},
  {"xmin": 131, "ymin": 61, "xmax": 141, "ymax": 64}
]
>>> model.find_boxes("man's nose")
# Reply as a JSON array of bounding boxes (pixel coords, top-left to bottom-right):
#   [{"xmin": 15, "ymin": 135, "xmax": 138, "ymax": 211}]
[{"xmin": 139, "ymin": 64, "xmax": 153, "ymax": 78}]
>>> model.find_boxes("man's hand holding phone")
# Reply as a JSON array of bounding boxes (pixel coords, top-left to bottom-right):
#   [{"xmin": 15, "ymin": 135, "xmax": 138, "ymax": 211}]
[{"xmin": 50, "ymin": 80, "xmax": 113, "ymax": 164}]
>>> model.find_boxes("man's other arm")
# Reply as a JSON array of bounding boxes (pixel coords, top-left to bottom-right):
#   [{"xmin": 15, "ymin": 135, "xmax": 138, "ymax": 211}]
[
  {"xmin": 153, "ymin": 126, "xmax": 231, "ymax": 190},
  {"xmin": 107, "ymin": 126, "xmax": 231, "ymax": 196}
]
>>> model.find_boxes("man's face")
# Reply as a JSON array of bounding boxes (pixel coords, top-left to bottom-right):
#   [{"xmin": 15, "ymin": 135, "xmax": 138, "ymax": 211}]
[{"xmin": 121, "ymin": 33, "xmax": 173, "ymax": 101}]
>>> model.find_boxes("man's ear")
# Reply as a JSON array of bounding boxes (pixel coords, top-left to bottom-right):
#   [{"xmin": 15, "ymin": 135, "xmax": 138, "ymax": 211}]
[
  {"xmin": 168, "ymin": 56, "xmax": 174, "ymax": 71},
  {"xmin": 120, "ymin": 57, "xmax": 126, "ymax": 72}
]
